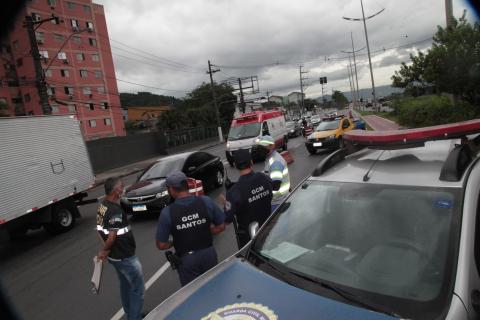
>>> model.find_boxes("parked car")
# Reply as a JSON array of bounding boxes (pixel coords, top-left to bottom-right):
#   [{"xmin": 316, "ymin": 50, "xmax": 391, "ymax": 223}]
[
  {"xmin": 145, "ymin": 120, "xmax": 480, "ymax": 320},
  {"xmin": 121, "ymin": 151, "xmax": 224, "ymax": 215},
  {"xmin": 286, "ymin": 121, "xmax": 302, "ymax": 137},
  {"xmin": 310, "ymin": 115, "xmax": 322, "ymax": 127}
]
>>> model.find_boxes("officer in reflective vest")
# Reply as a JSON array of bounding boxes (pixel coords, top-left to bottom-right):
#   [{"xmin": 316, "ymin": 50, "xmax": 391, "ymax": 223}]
[
  {"xmin": 256, "ymin": 135, "xmax": 291, "ymax": 211},
  {"xmin": 155, "ymin": 171, "xmax": 226, "ymax": 286},
  {"xmin": 219, "ymin": 149, "xmax": 273, "ymax": 249}
]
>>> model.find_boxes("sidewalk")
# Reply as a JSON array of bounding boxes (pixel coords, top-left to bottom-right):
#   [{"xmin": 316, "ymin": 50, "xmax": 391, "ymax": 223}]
[
  {"xmin": 93, "ymin": 139, "xmax": 223, "ymax": 187},
  {"xmin": 362, "ymin": 115, "xmax": 401, "ymax": 131}
]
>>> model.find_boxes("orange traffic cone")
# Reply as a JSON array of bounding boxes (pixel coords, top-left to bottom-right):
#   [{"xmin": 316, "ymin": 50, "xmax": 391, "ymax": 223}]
[{"xmin": 280, "ymin": 150, "xmax": 294, "ymax": 164}]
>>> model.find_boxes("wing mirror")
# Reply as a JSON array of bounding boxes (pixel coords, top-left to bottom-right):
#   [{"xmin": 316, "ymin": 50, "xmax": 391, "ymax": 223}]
[{"xmin": 248, "ymin": 221, "xmax": 259, "ymax": 239}]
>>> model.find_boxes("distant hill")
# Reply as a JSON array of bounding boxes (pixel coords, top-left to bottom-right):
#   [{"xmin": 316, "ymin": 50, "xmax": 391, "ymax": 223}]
[
  {"xmin": 315, "ymin": 85, "xmax": 403, "ymax": 102},
  {"xmin": 120, "ymin": 92, "xmax": 181, "ymax": 108}
]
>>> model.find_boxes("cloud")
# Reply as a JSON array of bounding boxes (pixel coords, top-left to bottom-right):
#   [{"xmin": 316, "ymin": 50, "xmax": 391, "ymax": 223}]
[{"xmin": 94, "ymin": 0, "xmax": 473, "ymax": 99}]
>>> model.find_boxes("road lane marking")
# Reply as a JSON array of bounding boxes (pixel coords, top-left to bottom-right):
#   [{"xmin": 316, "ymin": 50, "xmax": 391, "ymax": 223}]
[{"xmin": 110, "ymin": 262, "xmax": 171, "ymax": 320}]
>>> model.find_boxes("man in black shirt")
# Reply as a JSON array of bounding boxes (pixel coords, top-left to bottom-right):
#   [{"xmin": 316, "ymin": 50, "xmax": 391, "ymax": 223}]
[
  {"xmin": 97, "ymin": 177, "xmax": 144, "ymax": 320},
  {"xmin": 220, "ymin": 149, "xmax": 273, "ymax": 249}
]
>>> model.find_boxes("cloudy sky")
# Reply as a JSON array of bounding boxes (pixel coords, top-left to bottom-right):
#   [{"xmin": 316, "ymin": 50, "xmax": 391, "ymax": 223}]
[{"xmin": 95, "ymin": 0, "xmax": 476, "ymax": 100}]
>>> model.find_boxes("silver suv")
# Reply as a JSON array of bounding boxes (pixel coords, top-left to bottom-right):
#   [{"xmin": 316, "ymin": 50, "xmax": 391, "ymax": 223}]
[{"xmin": 146, "ymin": 123, "xmax": 480, "ymax": 320}]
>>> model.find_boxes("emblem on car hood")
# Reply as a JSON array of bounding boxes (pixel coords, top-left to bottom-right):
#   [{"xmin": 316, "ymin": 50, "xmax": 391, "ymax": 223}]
[{"xmin": 201, "ymin": 302, "xmax": 277, "ymax": 320}]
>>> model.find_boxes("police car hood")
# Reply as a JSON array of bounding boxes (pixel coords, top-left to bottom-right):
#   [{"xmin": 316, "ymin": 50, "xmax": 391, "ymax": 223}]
[{"xmin": 145, "ymin": 257, "xmax": 398, "ymax": 320}]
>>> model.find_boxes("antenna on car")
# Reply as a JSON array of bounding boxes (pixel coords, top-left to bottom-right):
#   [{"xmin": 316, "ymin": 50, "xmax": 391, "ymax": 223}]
[{"xmin": 363, "ymin": 150, "xmax": 385, "ymax": 182}]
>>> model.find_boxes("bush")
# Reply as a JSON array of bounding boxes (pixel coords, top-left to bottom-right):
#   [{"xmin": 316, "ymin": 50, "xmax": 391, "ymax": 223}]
[{"xmin": 396, "ymin": 95, "xmax": 479, "ymax": 128}]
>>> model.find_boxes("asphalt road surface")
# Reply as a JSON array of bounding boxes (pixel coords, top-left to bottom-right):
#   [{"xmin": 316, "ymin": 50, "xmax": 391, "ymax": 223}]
[{"xmin": 0, "ymin": 134, "xmax": 329, "ymax": 320}]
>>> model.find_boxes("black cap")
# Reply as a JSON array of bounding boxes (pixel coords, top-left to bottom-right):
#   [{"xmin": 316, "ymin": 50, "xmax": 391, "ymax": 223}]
[{"xmin": 233, "ymin": 149, "xmax": 252, "ymax": 168}]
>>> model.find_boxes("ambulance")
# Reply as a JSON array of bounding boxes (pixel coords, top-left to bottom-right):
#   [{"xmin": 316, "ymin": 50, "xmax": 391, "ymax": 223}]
[{"xmin": 225, "ymin": 110, "xmax": 288, "ymax": 166}]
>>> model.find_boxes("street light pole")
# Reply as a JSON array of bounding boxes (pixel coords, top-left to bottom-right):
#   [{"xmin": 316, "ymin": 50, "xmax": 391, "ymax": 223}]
[
  {"xmin": 343, "ymin": 1, "xmax": 384, "ymax": 112},
  {"xmin": 350, "ymin": 32, "xmax": 361, "ymax": 108}
]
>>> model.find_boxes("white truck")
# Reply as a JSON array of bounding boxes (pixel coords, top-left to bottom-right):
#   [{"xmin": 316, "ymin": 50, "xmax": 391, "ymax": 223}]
[{"xmin": 0, "ymin": 115, "xmax": 95, "ymax": 240}]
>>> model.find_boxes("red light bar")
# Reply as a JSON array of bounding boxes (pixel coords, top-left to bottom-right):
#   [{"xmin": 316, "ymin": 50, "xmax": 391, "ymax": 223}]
[{"xmin": 344, "ymin": 119, "xmax": 480, "ymax": 146}]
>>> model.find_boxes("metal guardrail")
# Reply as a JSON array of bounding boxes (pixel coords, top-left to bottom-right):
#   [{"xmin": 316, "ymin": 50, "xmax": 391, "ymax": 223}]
[{"xmin": 163, "ymin": 127, "xmax": 219, "ymax": 148}]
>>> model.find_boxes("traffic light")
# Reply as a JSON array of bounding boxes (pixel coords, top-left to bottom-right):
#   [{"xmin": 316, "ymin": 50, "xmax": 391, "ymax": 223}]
[{"xmin": 319, "ymin": 77, "xmax": 327, "ymax": 84}]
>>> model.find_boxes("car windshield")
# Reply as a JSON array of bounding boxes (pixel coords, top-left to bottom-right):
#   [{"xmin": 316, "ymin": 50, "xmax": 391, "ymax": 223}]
[
  {"xmin": 316, "ymin": 120, "xmax": 339, "ymax": 131},
  {"xmin": 228, "ymin": 123, "xmax": 261, "ymax": 140},
  {"xmin": 286, "ymin": 122, "xmax": 295, "ymax": 129},
  {"xmin": 311, "ymin": 116, "xmax": 321, "ymax": 123},
  {"xmin": 139, "ymin": 158, "xmax": 184, "ymax": 181},
  {"xmin": 251, "ymin": 181, "xmax": 460, "ymax": 319}
]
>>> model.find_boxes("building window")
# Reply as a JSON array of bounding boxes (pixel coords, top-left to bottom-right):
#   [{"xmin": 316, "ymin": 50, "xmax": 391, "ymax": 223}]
[
  {"xmin": 67, "ymin": 2, "xmax": 76, "ymax": 9},
  {"xmin": 86, "ymin": 21, "xmax": 94, "ymax": 30},
  {"xmin": 83, "ymin": 87, "xmax": 91, "ymax": 95},
  {"xmin": 97, "ymin": 86, "xmax": 105, "ymax": 94},
  {"xmin": 104, "ymin": 118, "xmax": 112, "ymax": 126},
  {"xmin": 72, "ymin": 36, "xmax": 81, "ymax": 44},
  {"xmin": 88, "ymin": 38, "xmax": 96, "ymax": 46},
  {"xmin": 24, "ymin": 93, "xmax": 31, "ymax": 102},
  {"xmin": 101, "ymin": 102, "xmax": 109, "ymax": 109},
  {"xmin": 47, "ymin": 86, "xmax": 55, "ymax": 95},
  {"xmin": 16, "ymin": 58, "xmax": 23, "ymax": 67},
  {"xmin": 53, "ymin": 33, "xmax": 64, "ymax": 42},
  {"xmin": 60, "ymin": 69, "xmax": 69, "ymax": 77},
  {"xmin": 44, "ymin": 69, "xmax": 52, "ymax": 77},
  {"xmin": 35, "ymin": 31, "xmax": 45, "ymax": 42},
  {"xmin": 76, "ymin": 53, "xmax": 85, "ymax": 61},
  {"xmin": 91, "ymin": 53, "xmax": 99, "ymax": 62},
  {"xmin": 83, "ymin": 5, "xmax": 91, "ymax": 13},
  {"xmin": 79, "ymin": 69, "xmax": 88, "ymax": 78},
  {"xmin": 51, "ymin": 105, "xmax": 59, "ymax": 113},
  {"xmin": 94, "ymin": 70, "xmax": 102, "ymax": 78},
  {"xmin": 47, "ymin": 0, "xmax": 57, "ymax": 7},
  {"xmin": 39, "ymin": 50, "xmax": 49, "ymax": 59},
  {"xmin": 32, "ymin": 13, "xmax": 41, "ymax": 21},
  {"xmin": 89, "ymin": 119, "xmax": 97, "ymax": 127},
  {"xmin": 68, "ymin": 104, "xmax": 76, "ymax": 113},
  {"xmin": 13, "ymin": 40, "xmax": 19, "ymax": 50},
  {"xmin": 64, "ymin": 86, "xmax": 74, "ymax": 94},
  {"xmin": 71, "ymin": 19, "xmax": 78, "ymax": 27},
  {"xmin": 57, "ymin": 51, "xmax": 67, "ymax": 60},
  {"xmin": 89, "ymin": 103, "xmax": 94, "ymax": 110}
]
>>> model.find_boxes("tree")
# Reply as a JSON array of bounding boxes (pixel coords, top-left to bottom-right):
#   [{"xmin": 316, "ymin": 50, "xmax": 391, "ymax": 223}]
[
  {"xmin": 331, "ymin": 91, "xmax": 348, "ymax": 107},
  {"xmin": 120, "ymin": 92, "xmax": 180, "ymax": 108},
  {"xmin": 392, "ymin": 18, "xmax": 480, "ymax": 104},
  {"xmin": 157, "ymin": 82, "xmax": 236, "ymax": 130},
  {"xmin": 303, "ymin": 98, "xmax": 317, "ymax": 111}
]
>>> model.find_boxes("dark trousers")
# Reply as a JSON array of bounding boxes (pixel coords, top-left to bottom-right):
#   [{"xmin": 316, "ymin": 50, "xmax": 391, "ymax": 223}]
[{"xmin": 177, "ymin": 246, "xmax": 218, "ymax": 286}]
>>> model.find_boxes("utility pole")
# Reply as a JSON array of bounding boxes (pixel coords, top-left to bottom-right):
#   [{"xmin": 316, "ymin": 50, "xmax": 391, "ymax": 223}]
[
  {"xmin": 346, "ymin": 55, "xmax": 357, "ymax": 107},
  {"xmin": 25, "ymin": 15, "xmax": 52, "ymax": 115},
  {"xmin": 319, "ymin": 77, "xmax": 327, "ymax": 108},
  {"xmin": 343, "ymin": 1, "xmax": 384, "ymax": 112},
  {"xmin": 346, "ymin": 63, "xmax": 354, "ymax": 107},
  {"xmin": 445, "ymin": 0, "xmax": 454, "ymax": 27},
  {"xmin": 237, "ymin": 78, "xmax": 245, "ymax": 113},
  {"xmin": 299, "ymin": 66, "xmax": 308, "ymax": 114},
  {"xmin": 207, "ymin": 60, "xmax": 223, "ymax": 143},
  {"xmin": 350, "ymin": 32, "xmax": 361, "ymax": 108}
]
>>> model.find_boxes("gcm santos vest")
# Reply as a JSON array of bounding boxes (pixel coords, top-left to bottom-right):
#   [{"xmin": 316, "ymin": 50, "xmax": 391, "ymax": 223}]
[{"xmin": 170, "ymin": 197, "xmax": 213, "ymax": 256}]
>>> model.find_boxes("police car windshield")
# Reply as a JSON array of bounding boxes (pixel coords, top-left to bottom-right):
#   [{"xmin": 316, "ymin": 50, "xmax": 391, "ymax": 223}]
[
  {"xmin": 251, "ymin": 181, "xmax": 461, "ymax": 319},
  {"xmin": 228, "ymin": 123, "xmax": 261, "ymax": 140},
  {"xmin": 316, "ymin": 120, "xmax": 339, "ymax": 131},
  {"xmin": 140, "ymin": 159, "xmax": 184, "ymax": 181}
]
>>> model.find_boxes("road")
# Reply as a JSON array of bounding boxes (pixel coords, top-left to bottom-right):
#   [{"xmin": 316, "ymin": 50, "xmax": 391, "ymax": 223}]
[
  {"xmin": 362, "ymin": 114, "xmax": 400, "ymax": 131},
  {"xmin": 0, "ymin": 135, "xmax": 328, "ymax": 320}
]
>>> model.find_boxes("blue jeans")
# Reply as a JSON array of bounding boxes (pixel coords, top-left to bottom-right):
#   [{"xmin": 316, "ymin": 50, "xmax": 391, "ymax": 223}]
[{"xmin": 109, "ymin": 256, "xmax": 145, "ymax": 320}]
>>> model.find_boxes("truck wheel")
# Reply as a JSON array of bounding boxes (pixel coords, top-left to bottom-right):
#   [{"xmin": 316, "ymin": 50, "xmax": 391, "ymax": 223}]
[{"xmin": 45, "ymin": 202, "xmax": 76, "ymax": 234}]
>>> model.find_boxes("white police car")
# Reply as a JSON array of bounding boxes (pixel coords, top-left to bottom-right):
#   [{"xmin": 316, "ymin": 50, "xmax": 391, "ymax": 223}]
[{"xmin": 145, "ymin": 120, "xmax": 480, "ymax": 320}]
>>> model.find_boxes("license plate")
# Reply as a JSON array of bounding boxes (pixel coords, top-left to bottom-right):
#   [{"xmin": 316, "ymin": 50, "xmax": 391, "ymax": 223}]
[
  {"xmin": 313, "ymin": 142, "xmax": 323, "ymax": 147},
  {"xmin": 132, "ymin": 205, "xmax": 147, "ymax": 212}
]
